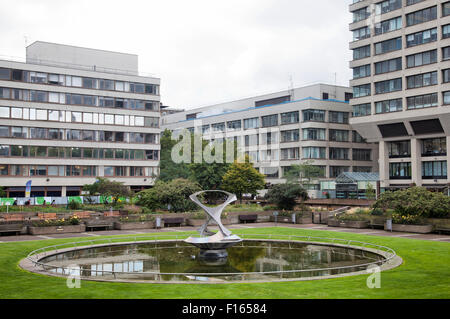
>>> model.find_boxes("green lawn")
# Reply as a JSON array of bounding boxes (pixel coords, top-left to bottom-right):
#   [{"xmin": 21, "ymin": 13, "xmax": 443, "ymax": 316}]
[{"xmin": 0, "ymin": 227, "xmax": 449, "ymax": 299}]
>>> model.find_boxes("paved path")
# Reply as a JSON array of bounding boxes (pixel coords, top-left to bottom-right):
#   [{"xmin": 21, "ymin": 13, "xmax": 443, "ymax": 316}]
[{"xmin": 0, "ymin": 222, "xmax": 449, "ymax": 243}]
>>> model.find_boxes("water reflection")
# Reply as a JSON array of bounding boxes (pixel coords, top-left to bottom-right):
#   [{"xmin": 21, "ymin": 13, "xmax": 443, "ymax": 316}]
[{"xmin": 40, "ymin": 241, "xmax": 383, "ymax": 282}]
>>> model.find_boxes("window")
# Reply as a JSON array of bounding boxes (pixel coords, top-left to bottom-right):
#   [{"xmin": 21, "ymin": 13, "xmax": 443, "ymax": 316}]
[
  {"xmin": 444, "ymin": 91, "xmax": 450, "ymax": 105},
  {"xmin": 353, "ymin": 64, "xmax": 371, "ymax": 79},
  {"xmin": 376, "ymin": 0, "xmax": 402, "ymax": 15},
  {"xmin": 353, "ymin": 26, "xmax": 370, "ymax": 41},
  {"xmin": 0, "ymin": 87, "xmax": 10, "ymax": 99},
  {"xmin": 104, "ymin": 166, "xmax": 114, "ymax": 177},
  {"xmin": 30, "ymin": 128, "xmax": 47, "ymax": 139},
  {"xmin": 302, "ymin": 128, "xmax": 325, "ymax": 141},
  {"xmin": 212, "ymin": 122, "xmax": 225, "ymax": 132},
  {"xmin": 375, "ymin": 78, "xmax": 402, "ymax": 94},
  {"xmin": 353, "ymin": 84, "xmax": 371, "ymax": 98},
  {"xmin": 302, "ymin": 147, "xmax": 326, "ymax": 159},
  {"xmin": 422, "ymin": 138, "xmax": 446, "ymax": 156},
  {"xmin": 375, "ymin": 57, "xmax": 402, "ymax": 75},
  {"xmin": 407, "ymin": 72, "xmax": 437, "ymax": 89},
  {"xmin": 353, "ymin": 166, "xmax": 372, "ymax": 173},
  {"xmin": 29, "ymin": 72, "xmax": 47, "ymax": 84},
  {"xmin": 262, "ymin": 167, "xmax": 279, "ymax": 179},
  {"xmin": 0, "ymin": 107, "xmax": 8, "ymax": 118},
  {"xmin": 0, "ymin": 126, "xmax": 8, "ymax": 137},
  {"xmin": 0, "ymin": 68, "xmax": 10, "ymax": 80},
  {"xmin": 352, "ymin": 149, "xmax": 371, "ymax": 161},
  {"xmin": 30, "ymin": 91, "xmax": 47, "ymax": 102},
  {"xmin": 389, "ymin": 162, "xmax": 412, "ymax": 179},
  {"xmin": 406, "ymin": 50, "xmax": 437, "ymax": 68},
  {"xmin": 261, "ymin": 114, "xmax": 278, "ymax": 127},
  {"xmin": 0, "ymin": 146, "xmax": 9, "ymax": 156},
  {"xmin": 330, "ymin": 166, "xmax": 350, "ymax": 178},
  {"xmin": 281, "ymin": 130, "xmax": 299, "ymax": 143},
  {"xmin": 375, "ymin": 99, "xmax": 402, "ymax": 114},
  {"xmin": 422, "ymin": 161, "xmax": 447, "ymax": 179},
  {"xmin": 443, "ymin": 24, "xmax": 450, "ymax": 39},
  {"xmin": 353, "ymin": 45, "xmax": 371, "ymax": 60},
  {"xmin": 353, "ymin": 131, "xmax": 366, "ymax": 143},
  {"xmin": 82, "ymin": 78, "xmax": 97, "ymax": 89},
  {"xmin": 443, "ymin": 69, "xmax": 450, "ymax": 83},
  {"xmin": 227, "ymin": 120, "xmax": 241, "ymax": 131},
  {"xmin": 375, "ymin": 16, "xmax": 402, "ymax": 35},
  {"xmin": 303, "ymin": 110, "xmax": 325, "ymax": 122},
  {"xmin": 99, "ymin": 79, "xmax": 114, "ymax": 90},
  {"xmin": 244, "ymin": 118, "xmax": 259, "ymax": 129},
  {"xmin": 98, "ymin": 97, "xmax": 114, "ymax": 107},
  {"xmin": 329, "ymin": 111, "xmax": 349, "ymax": 124},
  {"xmin": 406, "ymin": 28, "xmax": 437, "ymax": 48},
  {"xmin": 353, "ymin": 7, "xmax": 371, "ymax": 22},
  {"xmin": 375, "ymin": 37, "xmax": 402, "ymax": 55},
  {"xmin": 406, "ymin": 6, "xmax": 437, "ymax": 26},
  {"xmin": 263, "ymin": 132, "xmax": 278, "ymax": 145},
  {"xmin": 11, "ymin": 127, "xmax": 26, "ymax": 138},
  {"xmin": 443, "ymin": 2, "xmax": 450, "ymax": 17},
  {"xmin": 281, "ymin": 148, "xmax": 299, "ymax": 160},
  {"xmin": 329, "ymin": 148, "xmax": 349, "ymax": 160},
  {"xmin": 353, "ymin": 103, "xmax": 371, "ymax": 117},
  {"xmin": 67, "ymin": 130, "xmax": 81, "ymax": 140},
  {"xmin": 30, "ymin": 166, "xmax": 47, "ymax": 176},
  {"xmin": 144, "ymin": 117, "xmax": 158, "ymax": 128},
  {"xmin": 280, "ymin": 111, "xmax": 299, "ymax": 124},
  {"xmin": 48, "ymin": 74, "xmax": 64, "ymax": 85},
  {"xmin": 11, "ymin": 108, "xmax": 22, "ymax": 119},
  {"xmin": 329, "ymin": 130, "xmax": 349, "ymax": 142},
  {"xmin": 407, "ymin": 93, "xmax": 438, "ymax": 109},
  {"xmin": 130, "ymin": 83, "xmax": 145, "ymax": 94}
]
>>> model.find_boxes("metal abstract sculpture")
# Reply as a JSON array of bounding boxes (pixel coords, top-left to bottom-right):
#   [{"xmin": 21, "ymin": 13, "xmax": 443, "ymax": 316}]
[{"xmin": 184, "ymin": 190, "xmax": 243, "ymax": 254}]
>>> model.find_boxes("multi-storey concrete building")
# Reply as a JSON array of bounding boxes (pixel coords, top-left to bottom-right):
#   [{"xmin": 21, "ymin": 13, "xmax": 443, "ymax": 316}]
[
  {"xmin": 161, "ymin": 84, "xmax": 378, "ymax": 196},
  {"xmin": 0, "ymin": 41, "xmax": 161, "ymax": 197},
  {"xmin": 349, "ymin": 0, "xmax": 450, "ymax": 192}
]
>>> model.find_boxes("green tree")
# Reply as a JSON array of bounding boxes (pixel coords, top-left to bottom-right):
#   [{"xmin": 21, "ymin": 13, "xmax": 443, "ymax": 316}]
[
  {"xmin": 158, "ymin": 129, "xmax": 192, "ymax": 182},
  {"xmin": 136, "ymin": 178, "xmax": 201, "ymax": 212},
  {"xmin": 284, "ymin": 160, "xmax": 324, "ymax": 188},
  {"xmin": 221, "ymin": 156, "xmax": 265, "ymax": 202},
  {"xmin": 264, "ymin": 183, "xmax": 308, "ymax": 211},
  {"xmin": 0, "ymin": 187, "xmax": 6, "ymax": 198},
  {"xmin": 365, "ymin": 183, "xmax": 376, "ymax": 200}
]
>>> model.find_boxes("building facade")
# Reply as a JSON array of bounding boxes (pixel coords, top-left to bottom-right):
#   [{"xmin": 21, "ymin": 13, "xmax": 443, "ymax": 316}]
[
  {"xmin": 349, "ymin": 0, "xmax": 450, "ymax": 191},
  {"xmin": 0, "ymin": 41, "xmax": 161, "ymax": 197},
  {"xmin": 162, "ymin": 84, "xmax": 378, "ymax": 196}
]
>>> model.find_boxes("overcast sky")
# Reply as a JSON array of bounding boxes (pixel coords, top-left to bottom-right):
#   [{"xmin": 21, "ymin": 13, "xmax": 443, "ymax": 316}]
[{"xmin": 0, "ymin": 0, "xmax": 354, "ymax": 110}]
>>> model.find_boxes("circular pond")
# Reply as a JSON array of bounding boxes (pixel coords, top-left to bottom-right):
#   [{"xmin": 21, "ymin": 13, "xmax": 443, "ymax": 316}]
[{"xmin": 22, "ymin": 236, "xmax": 401, "ymax": 283}]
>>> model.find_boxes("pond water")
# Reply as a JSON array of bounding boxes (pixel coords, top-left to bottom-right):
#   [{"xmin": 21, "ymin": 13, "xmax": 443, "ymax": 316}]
[{"xmin": 39, "ymin": 240, "xmax": 384, "ymax": 282}]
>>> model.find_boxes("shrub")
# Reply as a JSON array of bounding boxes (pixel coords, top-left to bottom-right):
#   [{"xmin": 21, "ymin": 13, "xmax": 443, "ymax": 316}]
[
  {"xmin": 373, "ymin": 187, "xmax": 450, "ymax": 218},
  {"xmin": 32, "ymin": 216, "xmax": 80, "ymax": 227},
  {"xmin": 68, "ymin": 200, "xmax": 81, "ymax": 210},
  {"xmin": 136, "ymin": 178, "xmax": 201, "ymax": 213},
  {"xmin": 263, "ymin": 205, "xmax": 278, "ymax": 211},
  {"xmin": 370, "ymin": 208, "xmax": 384, "ymax": 216},
  {"xmin": 264, "ymin": 183, "xmax": 308, "ymax": 211},
  {"xmin": 391, "ymin": 213, "xmax": 424, "ymax": 225},
  {"xmin": 336, "ymin": 213, "xmax": 369, "ymax": 222}
]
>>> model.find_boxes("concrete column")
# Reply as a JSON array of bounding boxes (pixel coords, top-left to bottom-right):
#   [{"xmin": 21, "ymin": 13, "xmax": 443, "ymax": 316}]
[
  {"xmin": 447, "ymin": 136, "xmax": 450, "ymax": 185},
  {"xmin": 410, "ymin": 138, "xmax": 421, "ymax": 186},
  {"xmin": 378, "ymin": 141, "xmax": 389, "ymax": 188},
  {"xmin": 61, "ymin": 186, "xmax": 66, "ymax": 197}
]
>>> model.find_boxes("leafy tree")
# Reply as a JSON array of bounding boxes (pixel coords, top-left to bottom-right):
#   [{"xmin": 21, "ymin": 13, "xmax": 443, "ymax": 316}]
[
  {"xmin": 221, "ymin": 156, "xmax": 265, "ymax": 202},
  {"xmin": 365, "ymin": 183, "xmax": 376, "ymax": 200},
  {"xmin": 284, "ymin": 160, "xmax": 324, "ymax": 188},
  {"xmin": 264, "ymin": 183, "xmax": 308, "ymax": 211},
  {"xmin": 136, "ymin": 178, "xmax": 201, "ymax": 213},
  {"xmin": 158, "ymin": 129, "xmax": 192, "ymax": 182},
  {"xmin": 0, "ymin": 187, "xmax": 6, "ymax": 198},
  {"xmin": 83, "ymin": 178, "xmax": 132, "ymax": 206}
]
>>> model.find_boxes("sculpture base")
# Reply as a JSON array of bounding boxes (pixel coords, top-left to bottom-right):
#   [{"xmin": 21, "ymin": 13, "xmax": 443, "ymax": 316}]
[{"xmin": 184, "ymin": 233, "xmax": 243, "ymax": 250}]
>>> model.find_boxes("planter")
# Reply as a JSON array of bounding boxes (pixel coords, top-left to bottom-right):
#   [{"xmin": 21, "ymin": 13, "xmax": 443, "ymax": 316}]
[
  {"xmin": 328, "ymin": 219, "xmax": 369, "ymax": 229},
  {"xmin": 29, "ymin": 224, "xmax": 86, "ymax": 235},
  {"xmin": 385, "ymin": 223, "xmax": 433, "ymax": 234},
  {"xmin": 186, "ymin": 219, "xmax": 206, "ymax": 227},
  {"xmin": 269, "ymin": 216, "xmax": 294, "ymax": 223},
  {"xmin": 113, "ymin": 221, "xmax": 154, "ymax": 230}
]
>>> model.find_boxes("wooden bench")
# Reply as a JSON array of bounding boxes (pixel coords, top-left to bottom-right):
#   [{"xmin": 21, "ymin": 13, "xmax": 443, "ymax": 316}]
[
  {"xmin": 84, "ymin": 219, "xmax": 114, "ymax": 231},
  {"xmin": 0, "ymin": 224, "xmax": 23, "ymax": 236},
  {"xmin": 3, "ymin": 214, "xmax": 24, "ymax": 222},
  {"xmin": 162, "ymin": 217, "xmax": 184, "ymax": 227},
  {"xmin": 38, "ymin": 213, "xmax": 57, "ymax": 220},
  {"xmin": 239, "ymin": 214, "xmax": 258, "ymax": 224}
]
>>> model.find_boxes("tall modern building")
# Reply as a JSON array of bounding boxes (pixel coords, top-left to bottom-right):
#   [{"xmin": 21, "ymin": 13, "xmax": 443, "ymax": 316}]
[
  {"xmin": 0, "ymin": 41, "xmax": 161, "ymax": 197},
  {"xmin": 161, "ymin": 84, "xmax": 378, "ymax": 197},
  {"xmin": 349, "ymin": 0, "xmax": 450, "ymax": 191}
]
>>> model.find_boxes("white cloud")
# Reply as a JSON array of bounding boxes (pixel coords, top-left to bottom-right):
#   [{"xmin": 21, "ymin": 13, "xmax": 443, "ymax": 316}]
[{"xmin": 0, "ymin": 0, "xmax": 354, "ymax": 109}]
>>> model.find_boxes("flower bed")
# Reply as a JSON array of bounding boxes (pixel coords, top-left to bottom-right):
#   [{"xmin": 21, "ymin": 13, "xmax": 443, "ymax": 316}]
[
  {"xmin": 328, "ymin": 219, "xmax": 369, "ymax": 229},
  {"xmin": 114, "ymin": 216, "xmax": 155, "ymax": 230},
  {"xmin": 385, "ymin": 223, "xmax": 433, "ymax": 234}
]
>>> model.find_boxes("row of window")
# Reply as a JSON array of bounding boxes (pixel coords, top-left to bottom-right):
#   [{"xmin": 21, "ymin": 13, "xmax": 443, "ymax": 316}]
[
  {"xmin": 0, "ymin": 67, "xmax": 159, "ymax": 95},
  {"xmin": 389, "ymin": 161, "xmax": 448, "ymax": 179},
  {"xmin": 186, "ymin": 110, "xmax": 351, "ymax": 134},
  {"xmin": 262, "ymin": 164, "xmax": 372, "ymax": 179},
  {"xmin": 0, "ymin": 164, "xmax": 158, "ymax": 177},
  {"xmin": 0, "ymin": 145, "xmax": 159, "ymax": 161},
  {"xmin": 243, "ymin": 129, "xmax": 365, "ymax": 145},
  {"xmin": 0, "ymin": 106, "xmax": 159, "ymax": 128},
  {"xmin": 0, "ymin": 87, "xmax": 159, "ymax": 111},
  {"xmin": 388, "ymin": 137, "xmax": 447, "ymax": 158},
  {"xmin": 353, "ymin": 68, "xmax": 450, "ymax": 99},
  {"xmin": 353, "ymin": 90, "xmax": 450, "ymax": 116},
  {"xmin": 0, "ymin": 126, "xmax": 159, "ymax": 144}
]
